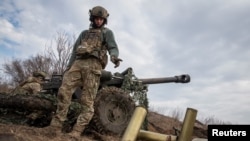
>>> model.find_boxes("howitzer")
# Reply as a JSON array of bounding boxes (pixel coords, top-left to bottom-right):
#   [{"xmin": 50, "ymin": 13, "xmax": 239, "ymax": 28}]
[
  {"xmin": 42, "ymin": 67, "xmax": 190, "ymax": 96},
  {"xmin": 99, "ymin": 67, "xmax": 190, "ymax": 96},
  {"xmin": 1, "ymin": 67, "xmax": 190, "ymax": 136}
]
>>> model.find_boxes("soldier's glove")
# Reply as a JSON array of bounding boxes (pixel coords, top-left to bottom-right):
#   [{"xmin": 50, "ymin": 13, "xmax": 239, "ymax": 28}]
[{"xmin": 111, "ymin": 56, "xmax": 123, "ymax": 68}]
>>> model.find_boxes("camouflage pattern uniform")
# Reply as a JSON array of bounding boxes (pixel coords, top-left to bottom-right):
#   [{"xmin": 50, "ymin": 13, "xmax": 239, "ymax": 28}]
[
  {"xmin": 12, "ymin": 71, "xmax": 47, "ymax": 121},
  {"xmin": 13, "ymin": 71, "xmax": 46, "ymax": 95},
  {"xmin": 50, "ymin": 6, "xmax": 122, "ymax": 134}
]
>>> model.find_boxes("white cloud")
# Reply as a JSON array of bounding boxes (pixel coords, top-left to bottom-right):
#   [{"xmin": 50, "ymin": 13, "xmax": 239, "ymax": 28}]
[{"xmin": 0, "ymin": 0, "xmax": 250, "ymax": 124}]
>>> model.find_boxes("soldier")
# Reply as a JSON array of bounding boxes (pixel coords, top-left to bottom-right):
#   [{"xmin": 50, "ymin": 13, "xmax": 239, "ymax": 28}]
[
  {"xmin": 12, "ymin": 71, "xmax": 46, "ymax": 95},
  {"xmin": 11, "ymin": 71, "xmax": 47, "ymax": 123},
  {"xmin": 48, "ymin": 6, "xmax": 122, "ymax": 136}
]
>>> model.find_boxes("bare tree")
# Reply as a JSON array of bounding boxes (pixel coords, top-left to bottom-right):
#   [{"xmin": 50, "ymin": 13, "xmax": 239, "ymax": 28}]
[
  {"xmin": 45, "ymin": 31, "xmax": 74, "ymax": 74},
  {"xmin": 22, "ymin": 54, "xmax": 53, "ymax": 76},
  {"xmin": 2, "ymin": 55, "xmax": 52, "ymax": 87},
  {"xmin": 3, "ymin": 59, "xmax": 25, "ymax": 85},
  {"xmin": 1, "ymin": 31, "xmax": 74, "ymax": 89},
  {"xmin": 0, "ymin": 75, "xmax": 12, "ymax": 93}
]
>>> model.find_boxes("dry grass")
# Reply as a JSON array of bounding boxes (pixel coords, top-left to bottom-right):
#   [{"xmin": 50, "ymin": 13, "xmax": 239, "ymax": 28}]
[{"xmin": 149, "ymin": 105, "xmax": 231, "ymax": 125}]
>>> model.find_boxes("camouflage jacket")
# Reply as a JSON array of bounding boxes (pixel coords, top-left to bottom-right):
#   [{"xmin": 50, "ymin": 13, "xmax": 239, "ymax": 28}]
[
  {"xmin": 13, "ymin": 77, "xmax": 43, "ymax": 95},
  {"xmin": 67, "ymin": 27, "xmax": 119, "ymax": 68}
]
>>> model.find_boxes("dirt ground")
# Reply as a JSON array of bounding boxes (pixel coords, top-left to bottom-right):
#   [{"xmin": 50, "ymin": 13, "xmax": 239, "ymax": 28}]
[{"xmin": 0, "ymin": 111, "xmax": 207, "ymax": 141}]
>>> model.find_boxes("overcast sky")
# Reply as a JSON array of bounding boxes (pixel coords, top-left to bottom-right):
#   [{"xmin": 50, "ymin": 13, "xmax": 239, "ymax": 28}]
[{"xmin": 1, "ymin": 0, "xmax": 250, "ymax": 124}]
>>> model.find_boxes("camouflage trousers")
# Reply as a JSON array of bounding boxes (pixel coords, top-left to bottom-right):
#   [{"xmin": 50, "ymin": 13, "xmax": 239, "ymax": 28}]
[{"xmin": 52, "ymin": 57, "xmax": 102, "ymax": 131}]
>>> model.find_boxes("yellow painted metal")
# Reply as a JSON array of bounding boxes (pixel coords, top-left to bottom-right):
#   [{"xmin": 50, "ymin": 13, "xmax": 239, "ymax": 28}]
[
  {"xmin": 121, "ymin": 106, "xmax": 147, "ymax": 141},
  {"xmin": 138, "ymin": 130, "xmax": 177, "ymax": 141},
  {"xmin": 178, "ymin": 108, "xmax": 198, "ymax": 141}
]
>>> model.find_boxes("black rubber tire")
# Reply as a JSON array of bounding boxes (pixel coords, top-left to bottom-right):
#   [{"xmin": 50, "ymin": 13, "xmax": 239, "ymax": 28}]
[{"xmin": 91, "ymin": 87, "xmax": 135, "ymax": 136}]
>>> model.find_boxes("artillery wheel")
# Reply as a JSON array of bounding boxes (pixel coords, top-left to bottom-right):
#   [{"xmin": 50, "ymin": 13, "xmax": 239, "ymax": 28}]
[{"xmin": 90, "ymin": 87, "xmax": 135, "ymax": 136}]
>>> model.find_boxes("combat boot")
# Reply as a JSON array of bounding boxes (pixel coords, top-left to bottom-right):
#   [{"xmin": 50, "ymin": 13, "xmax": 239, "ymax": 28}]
[{"xmin": 43, "ymin": 118, "xmax": 63, "ymax": 136}]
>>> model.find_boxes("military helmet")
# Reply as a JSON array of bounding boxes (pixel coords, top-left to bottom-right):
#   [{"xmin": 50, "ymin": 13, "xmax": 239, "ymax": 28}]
[
  {"xmin": 89, "ymin": 6, "xmax": 109, "ymax": 19},
  {"xmin": 33, "ymin": 71, "xmax": 46, "ymax": 79}
]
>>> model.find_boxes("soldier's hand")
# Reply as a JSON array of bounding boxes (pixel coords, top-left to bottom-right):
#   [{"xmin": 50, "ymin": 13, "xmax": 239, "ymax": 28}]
[{"xmin": 111, "ymin": 56, "xmax": 123, "ymax": 68}]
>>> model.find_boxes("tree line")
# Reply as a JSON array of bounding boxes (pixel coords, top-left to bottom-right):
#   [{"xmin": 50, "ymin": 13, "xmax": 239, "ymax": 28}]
[{"xmin": 0, "ymin": 31, "xmax": 75, "ymax": 93}]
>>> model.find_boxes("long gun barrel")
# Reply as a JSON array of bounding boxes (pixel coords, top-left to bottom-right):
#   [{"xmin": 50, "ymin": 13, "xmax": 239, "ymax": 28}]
[
  {"xmin": 138, "ymin": 74, "xmax": 190, "ymax": 84},
  {"xmin": 42, "ymin": 69, "xmax": 191, "ymax": 94},
  {"xmin": 101, "ymin": 69, "xmax": 191, "ymax": 86}
]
